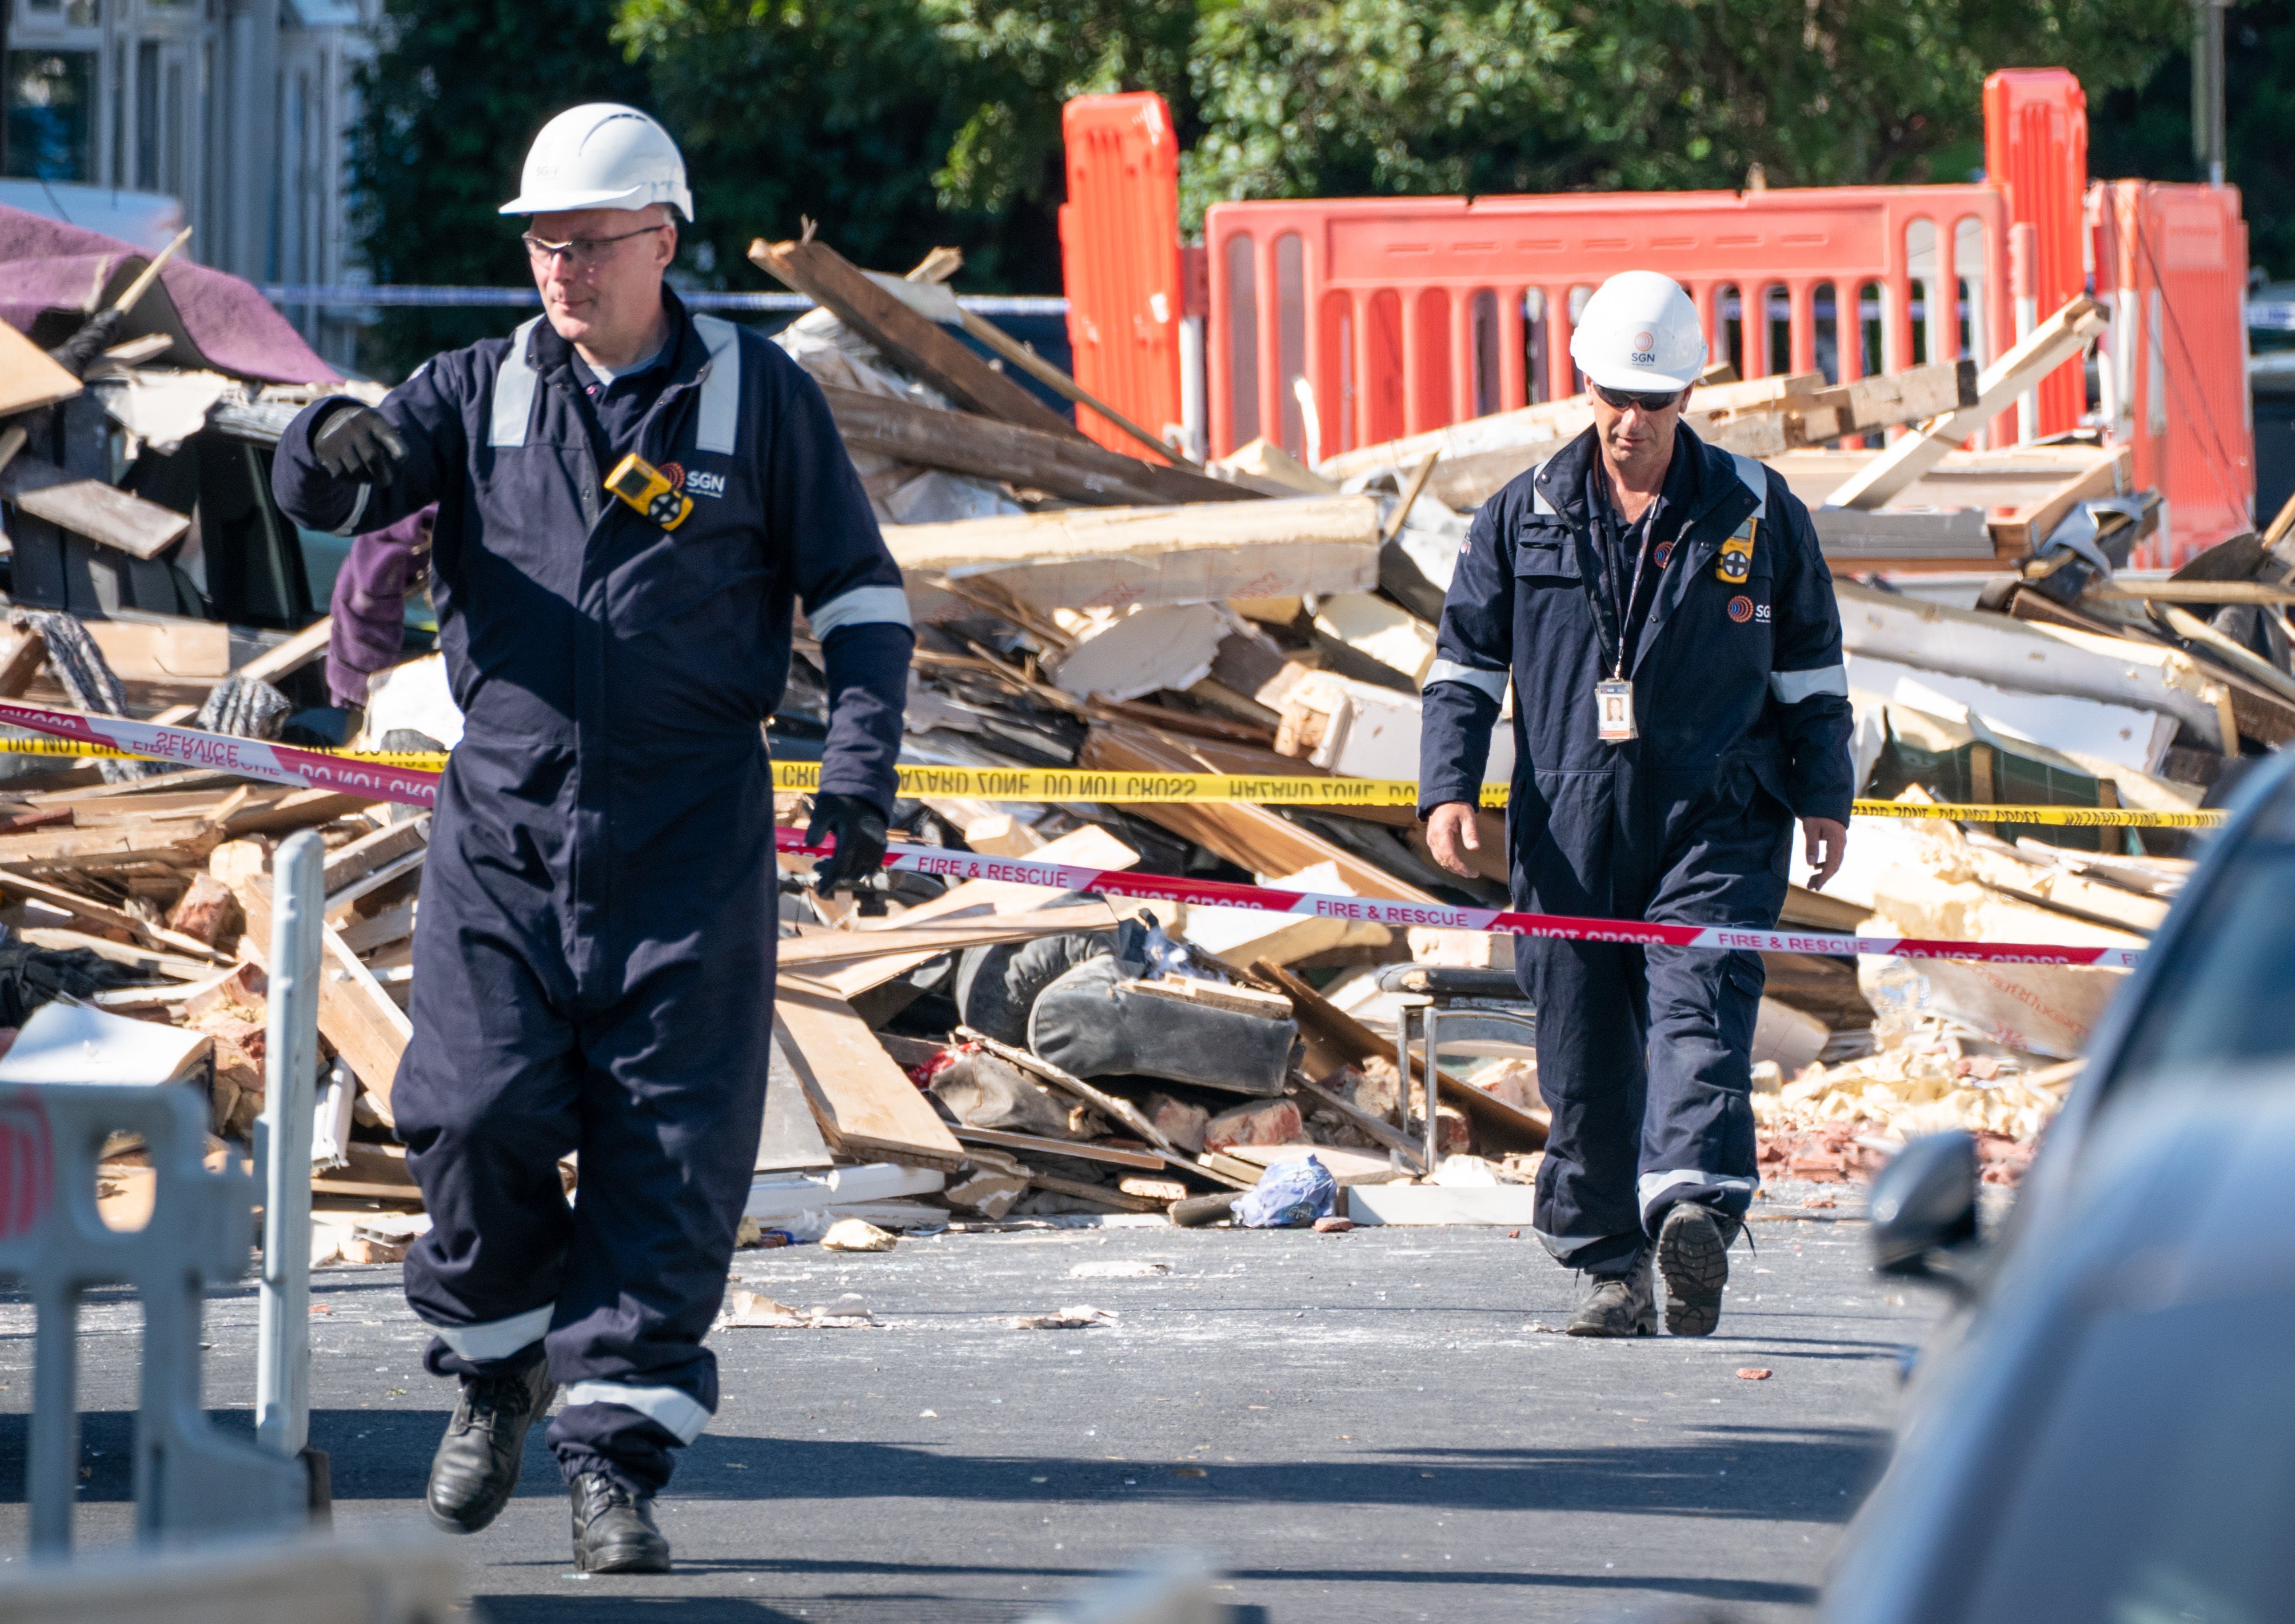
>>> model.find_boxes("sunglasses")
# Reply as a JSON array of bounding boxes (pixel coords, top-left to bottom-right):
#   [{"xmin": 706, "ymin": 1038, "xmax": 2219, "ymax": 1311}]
[{"xmin": 1591, "ymin": 382, "xmax": 1688, "ymax": 413}]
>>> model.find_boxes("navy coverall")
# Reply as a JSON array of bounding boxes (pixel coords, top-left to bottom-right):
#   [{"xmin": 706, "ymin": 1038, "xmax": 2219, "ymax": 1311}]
[
  {"xmin": 273, "ymin": 290, "xmax": 911, "ymax": 1489},
  {"xmin": 1419, "ymin": 427, "xmax": 1851, "ymax": 1274}
]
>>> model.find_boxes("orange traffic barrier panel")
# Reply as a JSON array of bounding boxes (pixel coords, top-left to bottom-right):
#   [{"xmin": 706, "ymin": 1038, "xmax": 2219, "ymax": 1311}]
[
  {"xmin": 1059, "ymin": 92, "xmax": 1185, "ymax": 461},
  {"xmin": 1202, "ymin": 185, "xmax": 2014, "ymax": 462},
  {"xmin": 1986, "ymin": 68, "xmax": 2090, "ymax": 438},
  {"xmin": 2093, "ymin": 179, "xmax": 2255, "ymax": 564}
]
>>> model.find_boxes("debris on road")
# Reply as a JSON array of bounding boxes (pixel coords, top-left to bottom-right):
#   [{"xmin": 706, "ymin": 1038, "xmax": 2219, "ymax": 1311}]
[{"xmin": 1012, "ymin": 1305, "xmax": 1117, "ymax": 1330}]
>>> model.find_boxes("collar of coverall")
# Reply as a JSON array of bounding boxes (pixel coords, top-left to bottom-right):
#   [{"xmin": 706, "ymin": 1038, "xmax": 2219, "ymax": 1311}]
[
  {"xmin": 1533, "ymin": 419, "xmax": 1754, "ymax": 538},
  {"xmin": 528, "ymin": 281, "xmax": 707, "ymax": 396}
]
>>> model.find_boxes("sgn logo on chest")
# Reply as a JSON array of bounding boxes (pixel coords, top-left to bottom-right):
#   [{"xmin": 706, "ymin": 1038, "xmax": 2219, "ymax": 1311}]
[{"xmin": 684, "ymin": 467, "xmax": 728, "ymax": 499}]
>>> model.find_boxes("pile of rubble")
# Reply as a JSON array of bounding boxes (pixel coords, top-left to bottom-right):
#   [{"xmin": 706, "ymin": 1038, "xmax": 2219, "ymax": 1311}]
[{"xmin": 5, "ymin": 222, "xmax": 2291, "ymax": 1254}]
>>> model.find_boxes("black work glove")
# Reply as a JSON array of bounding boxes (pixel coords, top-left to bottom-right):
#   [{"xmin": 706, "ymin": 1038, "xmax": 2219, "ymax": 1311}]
[
  {"xmin": 312, "ymin": 404, "xmax": 408, "ymax": 485},
  {"xmin": 806, "ymin": 792, "xmax": 889, "ymax": 893},
  {"xmin": 46, "ymin": 308, "xmax": 125, "ymax": 378}
]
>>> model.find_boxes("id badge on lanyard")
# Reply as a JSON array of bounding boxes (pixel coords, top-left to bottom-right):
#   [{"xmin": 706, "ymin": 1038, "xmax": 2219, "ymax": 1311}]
[{"xmin": 1594, "ymin": 679, "xmax": 1637, "ymax": 743}]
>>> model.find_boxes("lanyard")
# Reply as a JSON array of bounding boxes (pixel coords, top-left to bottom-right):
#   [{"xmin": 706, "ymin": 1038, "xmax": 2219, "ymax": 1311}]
[{"xmin": 1590, "ymin": 485, "xmax": 1663, "ymax": 681}]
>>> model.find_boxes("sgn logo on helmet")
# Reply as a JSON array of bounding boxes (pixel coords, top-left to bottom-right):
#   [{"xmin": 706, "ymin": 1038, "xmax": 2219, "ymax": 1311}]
[{"xmin": 1570, "ymin": 273, "xmax": 1706, "ymax": 393}]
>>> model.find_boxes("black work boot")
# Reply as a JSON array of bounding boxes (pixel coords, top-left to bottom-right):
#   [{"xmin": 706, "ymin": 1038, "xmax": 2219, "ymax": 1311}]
[
  {"xmin": 1564, "ymin": 1250, "xmax": 1656, "ymax": 1338},
  {"xmin": 570, "ymin": 1471, "xmax": 673, "ymax": 1573},
  {"xmin": 1657, "ymin": 1201, "xmax": 1742, "ymax": 1337},
  {"xmin": 425, "ymin": 1359, "xmax": 556, "ymax": 1534}
]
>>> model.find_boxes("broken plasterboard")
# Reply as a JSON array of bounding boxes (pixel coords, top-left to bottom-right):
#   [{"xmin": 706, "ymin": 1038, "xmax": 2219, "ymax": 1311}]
[
  {"xmin": 0, "ymin": 998, "xmax": 212, "ymax": 1084},
  {"xmin": 1050, "ymin": 603, "xmax": 1234, "ymax": 702},
  {"xmin": 1276, "ymin": 669, "xmax": 1515, "ymax": 783},
  {"xmin": 1846, "ymin": 653, "xmax": 2177, "ymax": 773}
]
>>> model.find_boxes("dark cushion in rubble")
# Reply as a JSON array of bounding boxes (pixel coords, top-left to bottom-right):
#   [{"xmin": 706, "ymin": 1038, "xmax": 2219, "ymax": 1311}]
[{"xmin": 1025, "ymin": 955, "xmax": 1296, "ymax": 1098}]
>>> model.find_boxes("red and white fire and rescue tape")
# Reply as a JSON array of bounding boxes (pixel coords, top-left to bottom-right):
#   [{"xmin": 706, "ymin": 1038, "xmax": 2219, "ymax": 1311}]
[
  {"xmin": 0, "ymin": 701, "xmax": 2146, "ymax": 968},
  {"xmin": 777, "ymin": 830, "xmax": 2148, "ymax": 970},
  {"xmin": 0, "ymin": 699, "xmax": 441, "ymax": 808}
]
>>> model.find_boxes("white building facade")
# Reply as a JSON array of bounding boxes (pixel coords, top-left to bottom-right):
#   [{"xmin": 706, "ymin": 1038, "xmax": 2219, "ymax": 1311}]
[{"xmin": 3, "ymin": 0, "xmax": 376, "ymax": 361}]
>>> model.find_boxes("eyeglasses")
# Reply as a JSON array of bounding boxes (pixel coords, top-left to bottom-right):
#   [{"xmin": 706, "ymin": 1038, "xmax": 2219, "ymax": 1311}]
[
  {"xmin": 522, "ymin": 224, "xmax": 669, "ymax": 269},
  {"xmin": 1591, "ymin": 382, "xmax": 1689, "ymax": 413}
]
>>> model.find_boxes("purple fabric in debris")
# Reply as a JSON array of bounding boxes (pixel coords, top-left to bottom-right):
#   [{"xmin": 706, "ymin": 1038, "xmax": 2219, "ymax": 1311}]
[
  {"xmin": 0, "ymin": 203, "xmax": 338, "ymax": 384},
  {"xmin": 328, "ymin": 505, "xmax": 434, "ymax": 707}
]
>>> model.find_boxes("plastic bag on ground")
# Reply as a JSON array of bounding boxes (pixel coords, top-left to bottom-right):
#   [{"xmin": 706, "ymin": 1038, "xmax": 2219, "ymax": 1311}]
[{"xmin": 1235, "ymin": 1155, "xmax": 1338, "ymax": 1228}]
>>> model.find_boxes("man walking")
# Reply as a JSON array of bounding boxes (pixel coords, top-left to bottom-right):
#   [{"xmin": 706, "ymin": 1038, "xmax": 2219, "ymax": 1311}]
[
  {"xmin": 272, "ymin": 105, "xmax": 911, "ymax": 1567},
  {"xmin": 1419, "ymin": 271, "xmax": 1851, "ymax": 1338}
]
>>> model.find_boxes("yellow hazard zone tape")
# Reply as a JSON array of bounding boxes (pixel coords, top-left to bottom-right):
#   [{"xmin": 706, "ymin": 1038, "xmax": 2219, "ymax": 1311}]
[{"xmin": 1, "ymin": 739, "xmax": 2229, "ymax": 827}]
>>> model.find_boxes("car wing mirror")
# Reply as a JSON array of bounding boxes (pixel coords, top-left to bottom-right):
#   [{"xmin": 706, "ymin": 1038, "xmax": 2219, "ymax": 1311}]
[{"xmin": 1869, "ymin": 1130, "xmax": 1980, "ymax": 1295}]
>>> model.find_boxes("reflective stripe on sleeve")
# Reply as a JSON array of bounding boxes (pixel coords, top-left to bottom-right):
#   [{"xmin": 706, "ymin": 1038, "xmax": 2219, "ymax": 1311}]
[
  {"xmin": 1769, "ymin": 664, "xmax": 1849, "ymax": 704},
  {"xmin": 1425, "ymin": 660, "xmax": 1508, "ymax": 702},
  {"xmin": 562, "ymin": 1380, "xmax": 712, "ymax": 1444},
  {"xmin": 811, "ymin": 584, "xmax": 914, "ymax": 639},
  {"xmin": 330, "ymin": 482, "xmax": 372, "ymax": 537}
]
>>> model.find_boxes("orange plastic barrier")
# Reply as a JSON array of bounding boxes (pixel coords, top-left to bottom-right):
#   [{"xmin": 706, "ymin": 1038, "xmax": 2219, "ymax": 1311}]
[
  {"xmin": 2093, "ymin": 181, "xmax": 2255, "ymax": 563},
  {"xmin": 1985, "ymin": 69, "xmax": 2090, "ymax": 438},
  {"xmin": 1202, "ymin": 186, "xmax": 2014, "ymax": 461},
  {"xmin": 1059, "ymin": 93, "xmax": 1185, "ymax": 459}
]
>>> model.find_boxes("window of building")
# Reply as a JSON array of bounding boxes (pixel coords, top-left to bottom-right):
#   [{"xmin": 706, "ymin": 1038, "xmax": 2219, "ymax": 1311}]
[{"xmin": 5, "ymin": 50, "xmax": 97, "ymax": 181}]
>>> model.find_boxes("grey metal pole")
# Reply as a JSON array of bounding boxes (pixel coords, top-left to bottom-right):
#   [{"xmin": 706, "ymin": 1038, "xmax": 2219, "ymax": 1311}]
[{"xmin": 256, "ymin": 830, "xmax": 326, "ymax": 1459}]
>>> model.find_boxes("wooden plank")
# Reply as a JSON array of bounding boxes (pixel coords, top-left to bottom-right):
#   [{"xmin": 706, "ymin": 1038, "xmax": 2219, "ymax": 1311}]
[
  {"xmin": 1, "ymin": 318, "xmax": 82, "ymax": 416},
  {"xmin": 0, "ymin": 865, "xmax": 229, "ymax": 961},
  {"xmin": 820, "ymin": 385, "xmax": 1253, "ymax": 508},
  {"xmin": 1080, "ymin": 721, "xmax": 1438, "ymax": 903},
  {"xmin": 321, "ymin": 815, "xmax": 431, "ymax": 891},
  {"xmin": 749, "ymin": 236, "xmax": 1081, "ymax": 438},
  {"xmin": 951, "ymin": 1125, "xmax": 1166, "ymax": 1170},
  {"xmin": 1254, "ymin": 959, "xmax": 1548, "ymax": 1153},
  {"xmin": 325, "ymin": 846, "xmax": 426, "ymax": 913},
  {"xmin": 1986, "ymin": 444, "xmax": 2134, "ymax": 555},
  {"xmin": 1023, "ymin": 1171, "xmax": 1166, "ymax": 1212},
  {"xmin": 1828, "ymin": 297, "xmax": 2110, "ymax": 510},
  {"xmin": 237, "ymin": 875, "xmax": 411, "ymax": 1123},
  {"xmin": 0, "ymin": 631, "xmax": 48, "ymax": 699},
  {"xmin": 2091, "ymin": 579, "xmax": 2295, "ymax": 606},
  {"xmin": 952, "ymin": 1026, "xmax": 1183, "ymax": 1155},
  {"xmin": 774, "ymin": 981, "xmax": 966, "ymax": 1168},
  {"xmin": 888, "ymin": 493, "xmax": 1381, "ymax": 624},
  {"xmin": 222, "ymin": 789, "xmax": 374, "ymax": 839},
  {"xmin": 0, "ymin": 453, "xmax": 191, "ymax": 560},
  {"xmin": 14, "ymin": 925, "xmax": 213, "ymax": 980},
  {"xmin": 0, "ymin": 823, "xmax": 217, "ymax": 870},
  {"xmin": 779, "ymin": 917, "xmax": 1089, "ymax": 968}
]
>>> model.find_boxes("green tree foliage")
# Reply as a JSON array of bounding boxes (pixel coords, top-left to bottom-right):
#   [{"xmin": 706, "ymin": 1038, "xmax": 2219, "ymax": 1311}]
[
  {"xmin": 1182, "ymin": 0, "xmax": 2187, "ymax": 224},
  {"xmin": 353, "ymin": 0, "xmax": 2202, "ymax": 373},
  {"xmin": 2090, "ymin": 0, "xmax": 2295, "ymax": 284},
  {"xmin": 350, "ymin": 0, "xmax": 646, "ymax": 373}
]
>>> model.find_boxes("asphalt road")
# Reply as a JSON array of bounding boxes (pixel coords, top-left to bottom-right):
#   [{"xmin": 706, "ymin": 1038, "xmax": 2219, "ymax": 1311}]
[{"xmin": 0, "ymin": 1179, "xmax": 1938, "ymax": 1622}]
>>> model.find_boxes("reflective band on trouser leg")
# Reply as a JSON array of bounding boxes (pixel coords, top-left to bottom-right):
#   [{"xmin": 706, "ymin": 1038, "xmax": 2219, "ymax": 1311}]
[
  {"xmin": 1637, "ymin": 1170, "xmax": 1758, "ymax": 1224},
  {"xmin": 561, "ymin": 1380, "xmax": 712, "ymax": 1445},
  {"xmin": 1424, "ymin": 661, "xmax": 1510, "ymax": 702},
  {"xmin": 1769, "ymin": 664, "xmax": 1849, "ymax": 704},
  {"xmin": 809, "ymin": 584, "xmax": 914, "ymax": 637},
  {"xmin": 429, "ymin": 1302, "xmax": 554, "ymax": 1362}
]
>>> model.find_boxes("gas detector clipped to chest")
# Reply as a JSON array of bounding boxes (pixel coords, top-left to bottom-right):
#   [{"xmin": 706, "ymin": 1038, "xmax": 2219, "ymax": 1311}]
[
  {"xmin": 1714, "ymin": 515, "xmax": 1757, "ymax": 585},
  {"xmin": 604, "ymin": 452, "xmax": 693, "ymax": 532}
]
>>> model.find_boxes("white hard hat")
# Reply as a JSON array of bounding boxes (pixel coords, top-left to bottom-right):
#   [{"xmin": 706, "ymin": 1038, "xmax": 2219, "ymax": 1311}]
[
  {"xmin": 500, "ymin": 103, "xmax": 693, "ymax": 220},
  {"xmin": 1568, "ymin": 271, "xmax": 1707, "ymax": 392}
]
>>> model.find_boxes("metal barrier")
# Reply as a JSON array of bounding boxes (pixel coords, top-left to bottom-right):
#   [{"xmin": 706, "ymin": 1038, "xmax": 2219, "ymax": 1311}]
[
  {"xmin": 256, "ymin": 831, "xmax": 326, "ymax": 1467},
  {"xmin": 1202, "ymin": 185, "xmax": 2014, "ymax": 461},
  {"xmin": 0, "ymin": 1082, "xmax": 305, "ymax": 1551},
  {"xmin": 0, "ymin": 831, "xmax": 328, "ymax": 1555},
  {"xmin": 0, "ymin": 1535, "xmax": 461, "ymax": 1623},
  {"xmin": 1060, "ymin": 93, "xmax": 1188, "ymax": 460},
  {"xmin": 2093, "ymin": 179, "xmax": 2256, "ymax": 562},
  {"xmin": 1985, "ymin": 67, "xmax": 2090, "ymax": 439}
]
